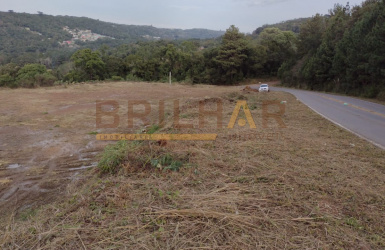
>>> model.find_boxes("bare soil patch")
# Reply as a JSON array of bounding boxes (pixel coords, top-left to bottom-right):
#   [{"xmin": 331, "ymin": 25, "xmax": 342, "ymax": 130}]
[
  {"xmin": 0, "ymin": 81, "xmax": 233, "ymax": 217},
  {"xmin": 1, "ymin": 81, "xmax": 385, "ymax": 249}
]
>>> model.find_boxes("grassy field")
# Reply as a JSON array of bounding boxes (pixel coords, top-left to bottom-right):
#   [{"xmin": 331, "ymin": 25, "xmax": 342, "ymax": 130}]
[{"xmin": 1, "ymin": 81, "xmax": 385, "ymax": 249}]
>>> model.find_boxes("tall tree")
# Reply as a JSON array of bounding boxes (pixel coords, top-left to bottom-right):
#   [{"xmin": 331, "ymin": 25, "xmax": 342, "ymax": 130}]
[
  {"xmin": 70, "ymin": 49, "xmax": 105, "ymax": 81},
  {"xmin": 214, "ymin": 25, "xmax": 248, "ymax": 84},
  {"xmin": 258, "ymin": 28, "xmax": 297, "ymax": 75},
  {"xmin": 297, "ymin": 14, "xmax": 327, "ymax": 56}
]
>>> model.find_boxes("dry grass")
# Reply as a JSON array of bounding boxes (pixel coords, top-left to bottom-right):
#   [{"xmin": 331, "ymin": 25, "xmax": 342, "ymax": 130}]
[{"xmin": 1, "ymin": 87, "xmax": 385, "ymax": 249}]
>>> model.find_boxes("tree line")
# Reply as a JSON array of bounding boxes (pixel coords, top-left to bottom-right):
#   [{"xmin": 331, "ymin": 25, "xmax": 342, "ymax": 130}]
[
  {"xmin": 279, "ymin": 0, "xmax": 385, "ymax": 100},
  {"xmin": 0, "ymin": 25, "xmax": 297, "ymax": 87},
  {"xmin": 1, "ymin": 0, "xmax": 384, "ymax": 100}
]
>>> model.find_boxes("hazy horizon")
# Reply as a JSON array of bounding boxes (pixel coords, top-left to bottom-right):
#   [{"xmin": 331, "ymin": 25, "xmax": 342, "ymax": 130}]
[{"xmin": 0, "ymin": 0, "xmax": 364, "ymax": 33}]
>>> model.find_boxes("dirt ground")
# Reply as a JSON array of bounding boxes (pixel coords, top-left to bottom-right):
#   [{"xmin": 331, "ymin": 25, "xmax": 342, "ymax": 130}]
[
  {"xmin": 1, "ymin": 81, "xmax": 385, "ymax": 249},
  {"xmin": 0, "ymin": 81, "xmax": 234, "ymax": 216}
]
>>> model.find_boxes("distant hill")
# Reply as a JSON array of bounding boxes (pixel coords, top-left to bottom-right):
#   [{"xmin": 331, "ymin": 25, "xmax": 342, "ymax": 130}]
[
  {"xmin": 252, "ymin": 17, "xmax": 311, "ymax": 36},
  {"xmin": 0, "ymin": 11, "xmax": 224, "ymax": 64}
]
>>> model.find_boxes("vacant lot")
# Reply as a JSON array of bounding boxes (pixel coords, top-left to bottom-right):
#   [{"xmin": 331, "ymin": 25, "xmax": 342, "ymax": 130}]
[
  {"xmin": 0, "ymin": 82, "xmax": 233, "ymax": 215},
  {"xmin": 1, "ymin": 81, "xmax": 385, "ymax": 249}
]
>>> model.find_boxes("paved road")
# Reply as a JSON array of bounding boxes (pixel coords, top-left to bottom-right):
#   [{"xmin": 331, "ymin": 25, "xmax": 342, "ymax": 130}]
[{"xmin": 255, "ymin": 86, "xmax": 385, "ymax": 149}]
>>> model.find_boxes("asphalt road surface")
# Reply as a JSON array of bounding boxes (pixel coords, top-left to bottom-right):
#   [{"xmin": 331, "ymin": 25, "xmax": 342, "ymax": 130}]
[{"xmin": 255, "ymin": 86, "xmax": 385, "ymax": 149}]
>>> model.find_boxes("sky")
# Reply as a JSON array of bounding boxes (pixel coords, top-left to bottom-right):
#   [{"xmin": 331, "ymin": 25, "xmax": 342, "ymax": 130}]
[{"xmin": 0, "ymin": 0, "xmax": 364, "ymax": 33}]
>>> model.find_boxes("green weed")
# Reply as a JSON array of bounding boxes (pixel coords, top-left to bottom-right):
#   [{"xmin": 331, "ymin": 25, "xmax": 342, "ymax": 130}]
[
  {"xmin": 19, "ymin": 208, "xmax": 37, "ymax": 221},
  {"xmin": 98, "ymin": 140, "xmax": 129, "ymax": 174},
  {"xmin": 345, "ymin": 217, "xmax": 363, "ymax": 230},
  {"xmin": 150, "ymin": 154, "xmax": 184, "ymax": 172},
  {"xmin": 147, "ymin": 124, "xmax": 160, "ymax": 134}
]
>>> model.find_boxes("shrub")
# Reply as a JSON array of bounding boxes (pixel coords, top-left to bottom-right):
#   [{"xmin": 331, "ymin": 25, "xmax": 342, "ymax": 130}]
[
  {"xmin": 35, "ymin": 73, "xmax": 57, "ymax": 86},
  {"xmin": 98, "ymin": 141, "xmax": 129, "ymax": 174},
  {"xmin": 126, "ymin": 73, "xmax": 142, "ymax": 82},
  {"xmin": 377, "ymin": 89, "xmax": 385, "ymax": 101},
  {"xmin": 63, "ymin": 70, "xmax": 87, "ymax": 83},
  {"xmin": 16, "ymin": 64, "xmax": 57, "ymax": 87},
  {"xmin": 0, "ymin": 73, "xmax": 16, "ymax": 88},
  {"xmin": 111, "ymin": 76, "xmax": 123, "ymax": 81}
]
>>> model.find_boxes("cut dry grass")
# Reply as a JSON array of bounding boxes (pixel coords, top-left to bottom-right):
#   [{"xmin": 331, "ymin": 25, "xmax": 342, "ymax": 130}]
[{"xmin": 1, "ymin": 89, "xmax": 385, "ymax": 249}]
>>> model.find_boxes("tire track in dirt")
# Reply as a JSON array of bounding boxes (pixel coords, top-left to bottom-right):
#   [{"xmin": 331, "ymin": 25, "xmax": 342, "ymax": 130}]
[
  {"xmin": 0, "ymin": 127, "xmax": 104, "ymax": 214},
  {"xmin": 0, "ymin": 82, "xmax": 233, "ymax": 217}
]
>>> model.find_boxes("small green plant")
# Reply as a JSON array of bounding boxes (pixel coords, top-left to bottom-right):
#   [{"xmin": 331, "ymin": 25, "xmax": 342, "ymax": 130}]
[
  {"xmin": 180, "ymin": 113, "xmax": 191, "ymax": 119},
  {"xmin": 19, "ymin": 208, "xmax": 37, "ymax": 221},
  {"xmin": 88, "ymin": 131, "xmax": 99, "ymax": 135},
  {"xmin": 156, "ymin": 189, "xmax": 180, "ymax": 200},
  {"xmin": 147, "ymin": 124, "xmax": 160, "ymax": 134},
  {"xmin": 249, "ymin": 104, "xmax": 257, "ymax": 110},
  {"xmin": 345, "ymin": 217, "xmax": 363, "ymax": 230},
  {"xmin": 98, "ymin": 140, "xmax": 129, "ymax": 174},
  {"xmin": 150, "ymin": 154, "xmax": 184, "ymax": 171}
]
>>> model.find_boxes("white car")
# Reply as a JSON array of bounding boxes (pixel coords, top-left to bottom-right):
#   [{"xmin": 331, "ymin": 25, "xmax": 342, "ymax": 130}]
[{"xmin": 259, "ymin": 84, "xmax": 269, "ymax": 92}]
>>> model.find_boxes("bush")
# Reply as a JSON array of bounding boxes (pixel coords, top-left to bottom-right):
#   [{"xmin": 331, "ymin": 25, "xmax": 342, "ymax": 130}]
[
  {"xmin": 16, "ymin": 64, "xmax": 57, "ymax": 87},
  {"xmin": 362, "ymin": 86, "xmax": 379, "ymax": 99},
  {"xmin": 63, "ymin": 70, "xmax": 87, "ymax": 83},
  {"xmin": 98, "ymin": 141, "xmax": 129, "ymax": 174},
  {"xmin": 126, "ymin": 73, "xmax": 142, "ymax": 82},
  {"xmin": 377, "ymin": 89, "xmax": 385, "ymax": 101},
  {"xmin": 35, "ymin": 73, "xmax": 57, "ymax": 86},
  {"xmin": 0, "ymin": 73, "xmax": 16, "ymax": 88},
  {"xmin": 111, "ymin": 75, "xmax": 123, "ymax": 81}
]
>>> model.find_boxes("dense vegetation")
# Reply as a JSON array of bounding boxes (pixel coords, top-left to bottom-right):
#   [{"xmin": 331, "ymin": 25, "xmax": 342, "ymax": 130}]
[
  {"xmin": 0, "ymin": 11, "xmax": 224, "ymax": 65},
  {"xmin": 279, "ymin": 0, "xmax": 385, "ymax": 100},
  {"xmin": 0, "ymin": 22, "xmax": 296, "ymax": 86},
  {"xmin": 252, "ymin": 17, "xmax": 310, "ymax": 36},
  {"xmin": 1, "ymin": 0, "xmax": 384, "ymax": 100}
]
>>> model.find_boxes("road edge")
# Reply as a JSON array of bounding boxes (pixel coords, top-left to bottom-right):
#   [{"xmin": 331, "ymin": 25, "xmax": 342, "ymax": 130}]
[{"xmin": 298, "ymin": 98, "xmax": 385, "ymax": 150}]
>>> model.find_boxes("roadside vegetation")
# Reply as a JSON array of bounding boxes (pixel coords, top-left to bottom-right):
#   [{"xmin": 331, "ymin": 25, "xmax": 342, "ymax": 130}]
[{"xmin": 279, "ymin": 0, "xmax": 385, "ymax": 100}]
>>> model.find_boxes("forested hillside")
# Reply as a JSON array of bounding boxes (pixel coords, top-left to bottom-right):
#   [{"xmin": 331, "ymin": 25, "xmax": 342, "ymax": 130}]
[
  {"xmin": 0, "ymin": 0, "xmax": 384, "ymax": 101},
  {"xmin": 279, "ymin": 0, "xmax": 385, "ymax": 100},
  {"xmin": 0, "ymin": 11, "xmax": 224, "ymax": 64},
  {"xmin": 0, "ymin": 23, "xmax": 296, "ymax": 87},
  {"xmin": 252, "ymin": 17, "xmax": 310, "ymax": 36}
]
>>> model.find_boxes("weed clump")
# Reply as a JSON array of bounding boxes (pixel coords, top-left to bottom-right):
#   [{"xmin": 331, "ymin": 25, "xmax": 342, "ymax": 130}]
[
  {"xmin": 150, "ymin": 154, "xmax": 184, "ymax": 171},
  {"xmin": 98, "ymin": 140, "xmax": 129, "ymax": 174}
]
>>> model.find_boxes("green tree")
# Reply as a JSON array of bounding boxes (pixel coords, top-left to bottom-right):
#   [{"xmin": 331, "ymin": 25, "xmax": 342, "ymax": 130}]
[
  {"xmin": 258, "ymin": 28, "xmax": 297, "ymax": 75},
  {"xmin": 297, "ymin": 14, "xmax": 327, "ymax": 56},
  {"xmin": 243, "ymin": 40, "xmax": 268, "ymax": 78},
  {"xmin": 213, "ymin": 25, "xmax": 248, "ymax": 84},
  {"xmin": 16, "ymin": 63, "xmax": 56, "ymax": 87},
  {"xmin": 0, "ymin": 63, "xmax": 20, "ymax": 87},
  {"xmin": 333, "ymin": 0, "xmax": 385, "ymax": 97},
  {"xmin": 70, "ymin": 49, "xmax": 105, "ymax": 81},
  {"xmin": 161, "ymin": 44, "xmax": 184, "ymax": 81}
]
